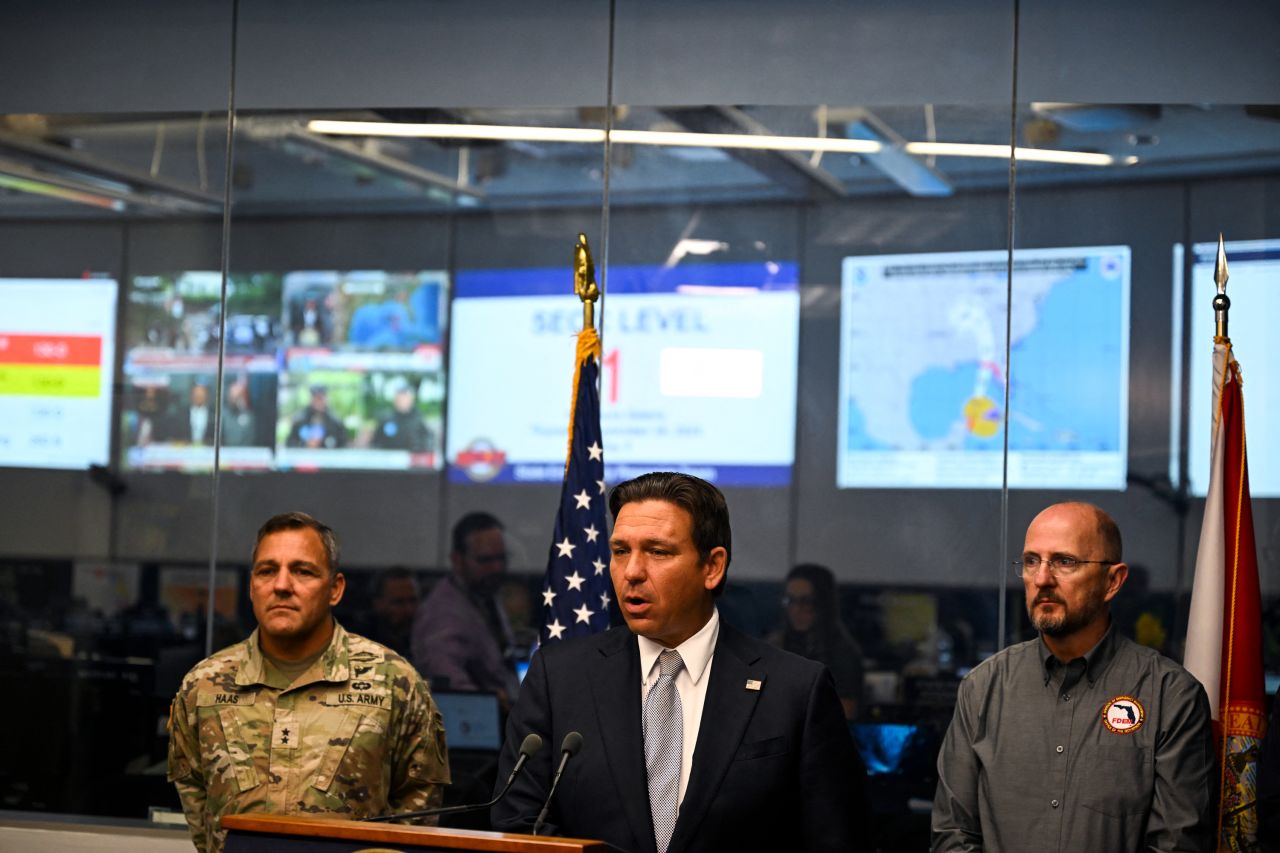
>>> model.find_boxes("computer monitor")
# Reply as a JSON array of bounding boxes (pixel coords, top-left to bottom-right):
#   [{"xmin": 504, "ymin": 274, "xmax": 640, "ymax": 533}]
[
  {"xmin": 433, "ymin": 691, "xmax": 502, "ymax": 751},
  {"xmin": 853, "ymin": 722, "xmax": 923, "ymax": 776}
]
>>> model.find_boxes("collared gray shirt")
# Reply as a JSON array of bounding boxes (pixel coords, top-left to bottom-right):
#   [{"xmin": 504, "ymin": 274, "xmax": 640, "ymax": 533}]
[{"xmin": 932, "ymin": 626, "xmax": 1214, "ymax": 853}]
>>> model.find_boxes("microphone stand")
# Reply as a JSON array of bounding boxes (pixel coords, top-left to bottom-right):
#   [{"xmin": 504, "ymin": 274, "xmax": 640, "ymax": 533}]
[
  {"xmin": 364, "ymin": 733, "xmax": 543, "ymax": 824},
  {"xmin": 532, "ymin": 732, "xmax": 582, "ymax": 836}
]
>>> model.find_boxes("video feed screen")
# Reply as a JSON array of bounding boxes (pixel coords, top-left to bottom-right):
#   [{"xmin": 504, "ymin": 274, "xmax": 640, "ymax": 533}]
[
  {"xmin": 838, "ymin": 246, "xmax": 1131, "ymax": 489},
  {"xmin": 122, "ymin": 270, "xmax": 447, "ymax": 472},
  {"xmin": 0, "ymin": 277, "xmax": 118, "ymax": 470},
  {"xmin": 447, "ymin": 262, "xmax": 800, "ymax": 486},
  {"xmin": 1177, "ymin": 239, "xmax": 1280, "ymax": 497}
]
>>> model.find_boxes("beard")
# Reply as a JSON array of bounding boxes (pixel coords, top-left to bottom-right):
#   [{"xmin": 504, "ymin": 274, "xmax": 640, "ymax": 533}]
[{"xmin": 1029, "ymin": 591, "xmax": 1105, "ymax": 638}]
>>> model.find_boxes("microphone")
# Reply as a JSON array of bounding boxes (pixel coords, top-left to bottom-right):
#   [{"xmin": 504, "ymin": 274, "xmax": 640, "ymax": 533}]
[
  {"xmin": 502, "ymin": 732, "xmax": 545, "ymax": 789},
  {"xmin": 362, "ymin": 732, "xmax": 543, "ymax": 823},
  {"xmin": 532, "ymin": 731, "xmax": 583, "ymax": 836}
]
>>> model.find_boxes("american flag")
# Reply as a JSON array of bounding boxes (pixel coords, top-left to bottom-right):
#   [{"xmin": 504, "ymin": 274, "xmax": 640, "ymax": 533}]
[{"xmin": 540, "ymin": 325, "xmax": 613, "ymax": 644}]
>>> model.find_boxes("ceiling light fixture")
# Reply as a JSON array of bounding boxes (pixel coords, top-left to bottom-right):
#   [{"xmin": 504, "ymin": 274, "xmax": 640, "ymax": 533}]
[
  {"xmin": 612, "ymin": 128, "xmax": 882, "ymax": 154},
  {"xmin": 307, "ymin": 120, "xmax": 1121, "ymax": 166},
  {"xmin": 308, "ymin": 120, "xmax": 604, "ymax": 143},
  {"xmin": 903, "ymin": 142, "xmax": 1116, "ymax": 166},
  {"xmin": 308, "ymin": 120, "xmax": 882, "ymax": 154}
]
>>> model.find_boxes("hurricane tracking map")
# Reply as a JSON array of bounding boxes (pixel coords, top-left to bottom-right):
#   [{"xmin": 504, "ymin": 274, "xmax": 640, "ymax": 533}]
[{"xmin": 838, "ymin": 246, "xmax": 1130, "ymax": 489}]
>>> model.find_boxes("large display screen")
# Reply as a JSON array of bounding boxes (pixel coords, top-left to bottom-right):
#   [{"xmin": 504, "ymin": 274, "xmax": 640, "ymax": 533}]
[
  {"xmin": 121, "ymin": 270, "xmax": 447, "ymax": 472},
  {"xmin": 447, "ymin": 262, "xmax": 800, "ymax": 486},
  {"xmin": 1176, "ymin": 239, "xmax": 1280, "ymax": 497},
  {"xmin": 0, "ymin": 278, "xmax": 118, "ymax": 470},
  {"xmin": 837, "ymin": 246, "xmax": 1131, "ymax": 489}
]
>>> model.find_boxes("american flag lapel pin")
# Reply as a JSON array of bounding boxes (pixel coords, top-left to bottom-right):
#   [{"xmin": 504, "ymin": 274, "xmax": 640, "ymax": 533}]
[{"xmin": 745, "ymin": 678, "xmax": 763, "ymax": 691}]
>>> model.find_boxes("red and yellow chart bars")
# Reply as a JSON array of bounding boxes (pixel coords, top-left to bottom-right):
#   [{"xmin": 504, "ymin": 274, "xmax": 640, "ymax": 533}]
[{"xmin": 0, "ymin": 334, "xmax": 104, "ymax": 397}]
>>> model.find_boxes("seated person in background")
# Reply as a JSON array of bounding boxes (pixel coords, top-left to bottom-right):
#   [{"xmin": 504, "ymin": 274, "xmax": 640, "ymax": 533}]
[
  {"xmin": 412, "ymin": 512, "xmax": 519, "ymax": 706},
  {"xmin": 167, "ymin": 512, "xmax": 449, "ymax": 853},
  {"xmin": 347, "ymin": 566, "xmax": 420, "ymax": 659},
  {"xmin": 497, "ymin": 576, "xmax": 539, "ymax": 659},
  {"xmin": 768, "ymin": 563, "xmax": 865, "ymax": 721}
]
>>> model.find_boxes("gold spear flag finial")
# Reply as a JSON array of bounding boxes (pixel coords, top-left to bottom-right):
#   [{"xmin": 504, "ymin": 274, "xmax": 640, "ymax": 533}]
[
  {"xmin": 1213, "ymin": 232, "xmax": 1230, "ymax": 341},
  {"xmin": 573, "ymin": 232, "xmax": 600, "ymax": 331}
]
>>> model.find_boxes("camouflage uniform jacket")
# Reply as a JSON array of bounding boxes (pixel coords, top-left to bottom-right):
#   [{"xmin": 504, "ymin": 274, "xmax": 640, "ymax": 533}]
[{"xmin": 167, "ymin": 622, "xmax": 450, "ymax": 852}]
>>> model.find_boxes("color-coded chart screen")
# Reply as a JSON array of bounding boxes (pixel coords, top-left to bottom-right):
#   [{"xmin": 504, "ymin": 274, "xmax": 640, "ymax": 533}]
[{"xmin": 0, "ymin": 279, "xmax": 118, "ymax": 469}]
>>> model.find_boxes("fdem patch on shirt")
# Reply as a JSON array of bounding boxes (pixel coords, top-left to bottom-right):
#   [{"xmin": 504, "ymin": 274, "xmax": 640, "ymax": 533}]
[{"xmin": 1102, "ymin": 695, "xmax": 1145, "ymax": 734}]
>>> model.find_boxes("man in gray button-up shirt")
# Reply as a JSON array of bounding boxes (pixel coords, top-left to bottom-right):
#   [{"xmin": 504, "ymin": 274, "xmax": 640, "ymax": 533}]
[{"xmin": 932, "ymin": 502, "xmax": 1215, "ymax": 853}]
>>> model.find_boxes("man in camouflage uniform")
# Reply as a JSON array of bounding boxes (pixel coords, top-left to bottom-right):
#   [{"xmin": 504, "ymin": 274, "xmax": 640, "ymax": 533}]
[{"xmin": 168, "ymin": 511, "xmax": 450, "ymax": 852}]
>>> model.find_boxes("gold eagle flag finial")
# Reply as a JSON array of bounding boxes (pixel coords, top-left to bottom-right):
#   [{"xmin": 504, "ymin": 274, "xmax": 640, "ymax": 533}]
[{"xmin": 574, "ymin": 232, "xmax": 600, "ymax": 331}]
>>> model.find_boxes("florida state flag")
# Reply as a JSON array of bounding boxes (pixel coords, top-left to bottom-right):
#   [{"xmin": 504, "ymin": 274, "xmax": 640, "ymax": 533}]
[{"xmin": 1184, "ymin": 336, "xmax": 1266, "ymax": 852}]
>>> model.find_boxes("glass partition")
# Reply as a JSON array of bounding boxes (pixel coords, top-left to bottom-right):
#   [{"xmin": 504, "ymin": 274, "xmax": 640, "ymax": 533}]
[
  {"xmin": 1, "ymin": 1, "xmax": 1275, "ymax": 845},
  {"xmin": 219, "ymin": 3, "xmax": 618, "ymax": 821},
  {"xmin": 604, "ymin": 10, "xmax": 1018, "ymax": 851},
  {"xmin": 1003, "ymin": 13, "xmax": 1280, "ymax": 844},
  {"xmin": 0, "ymin": 1, "xmax": 236, "ymax": 817},
  {"xmin": 1010, "ymin": 11, "xmax": 1280, "ymax": 670},
  {"xmin": 793, "ymin": 115, "xmax": 1017, "ymax": 847}
]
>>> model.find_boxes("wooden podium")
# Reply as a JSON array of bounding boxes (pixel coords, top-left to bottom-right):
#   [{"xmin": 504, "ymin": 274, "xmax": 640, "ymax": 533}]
[{"xmin": 222, "ymin": 814, "xmax": 624, "ymax": 853}]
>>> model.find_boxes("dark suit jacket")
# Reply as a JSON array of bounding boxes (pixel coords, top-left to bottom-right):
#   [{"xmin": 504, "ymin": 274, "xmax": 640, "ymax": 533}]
[{"xmin": 492, "ymin": 622, "xmax": 865, "ymax": 853}]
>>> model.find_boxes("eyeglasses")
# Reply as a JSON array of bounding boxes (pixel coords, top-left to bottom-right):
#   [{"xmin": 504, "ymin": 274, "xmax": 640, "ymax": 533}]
[
  {"xmin": 781, "ymin": 595, "xmax": 817, "ymax": 608},
  {"xmin": 1012, "ymin": 555, "xmax": 1116, "ymax": 578}
]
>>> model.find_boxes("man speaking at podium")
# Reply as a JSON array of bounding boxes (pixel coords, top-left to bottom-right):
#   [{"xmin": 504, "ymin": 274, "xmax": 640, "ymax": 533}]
[{"xmin": 493, "ymin": 472, "xmax": 862, "ymax": 853}]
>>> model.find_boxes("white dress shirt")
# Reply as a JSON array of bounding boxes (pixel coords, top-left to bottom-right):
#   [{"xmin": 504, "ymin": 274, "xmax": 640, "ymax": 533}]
[{"xmin": 637, "ymin": 607, "xmax": 719, "ymax": 808}]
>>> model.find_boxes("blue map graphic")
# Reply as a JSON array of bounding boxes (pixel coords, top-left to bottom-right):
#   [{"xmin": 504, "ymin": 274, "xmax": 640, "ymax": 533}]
[{"xmin": 839, "ymin": 247, "xmax": 1129, "ymax": 489}]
